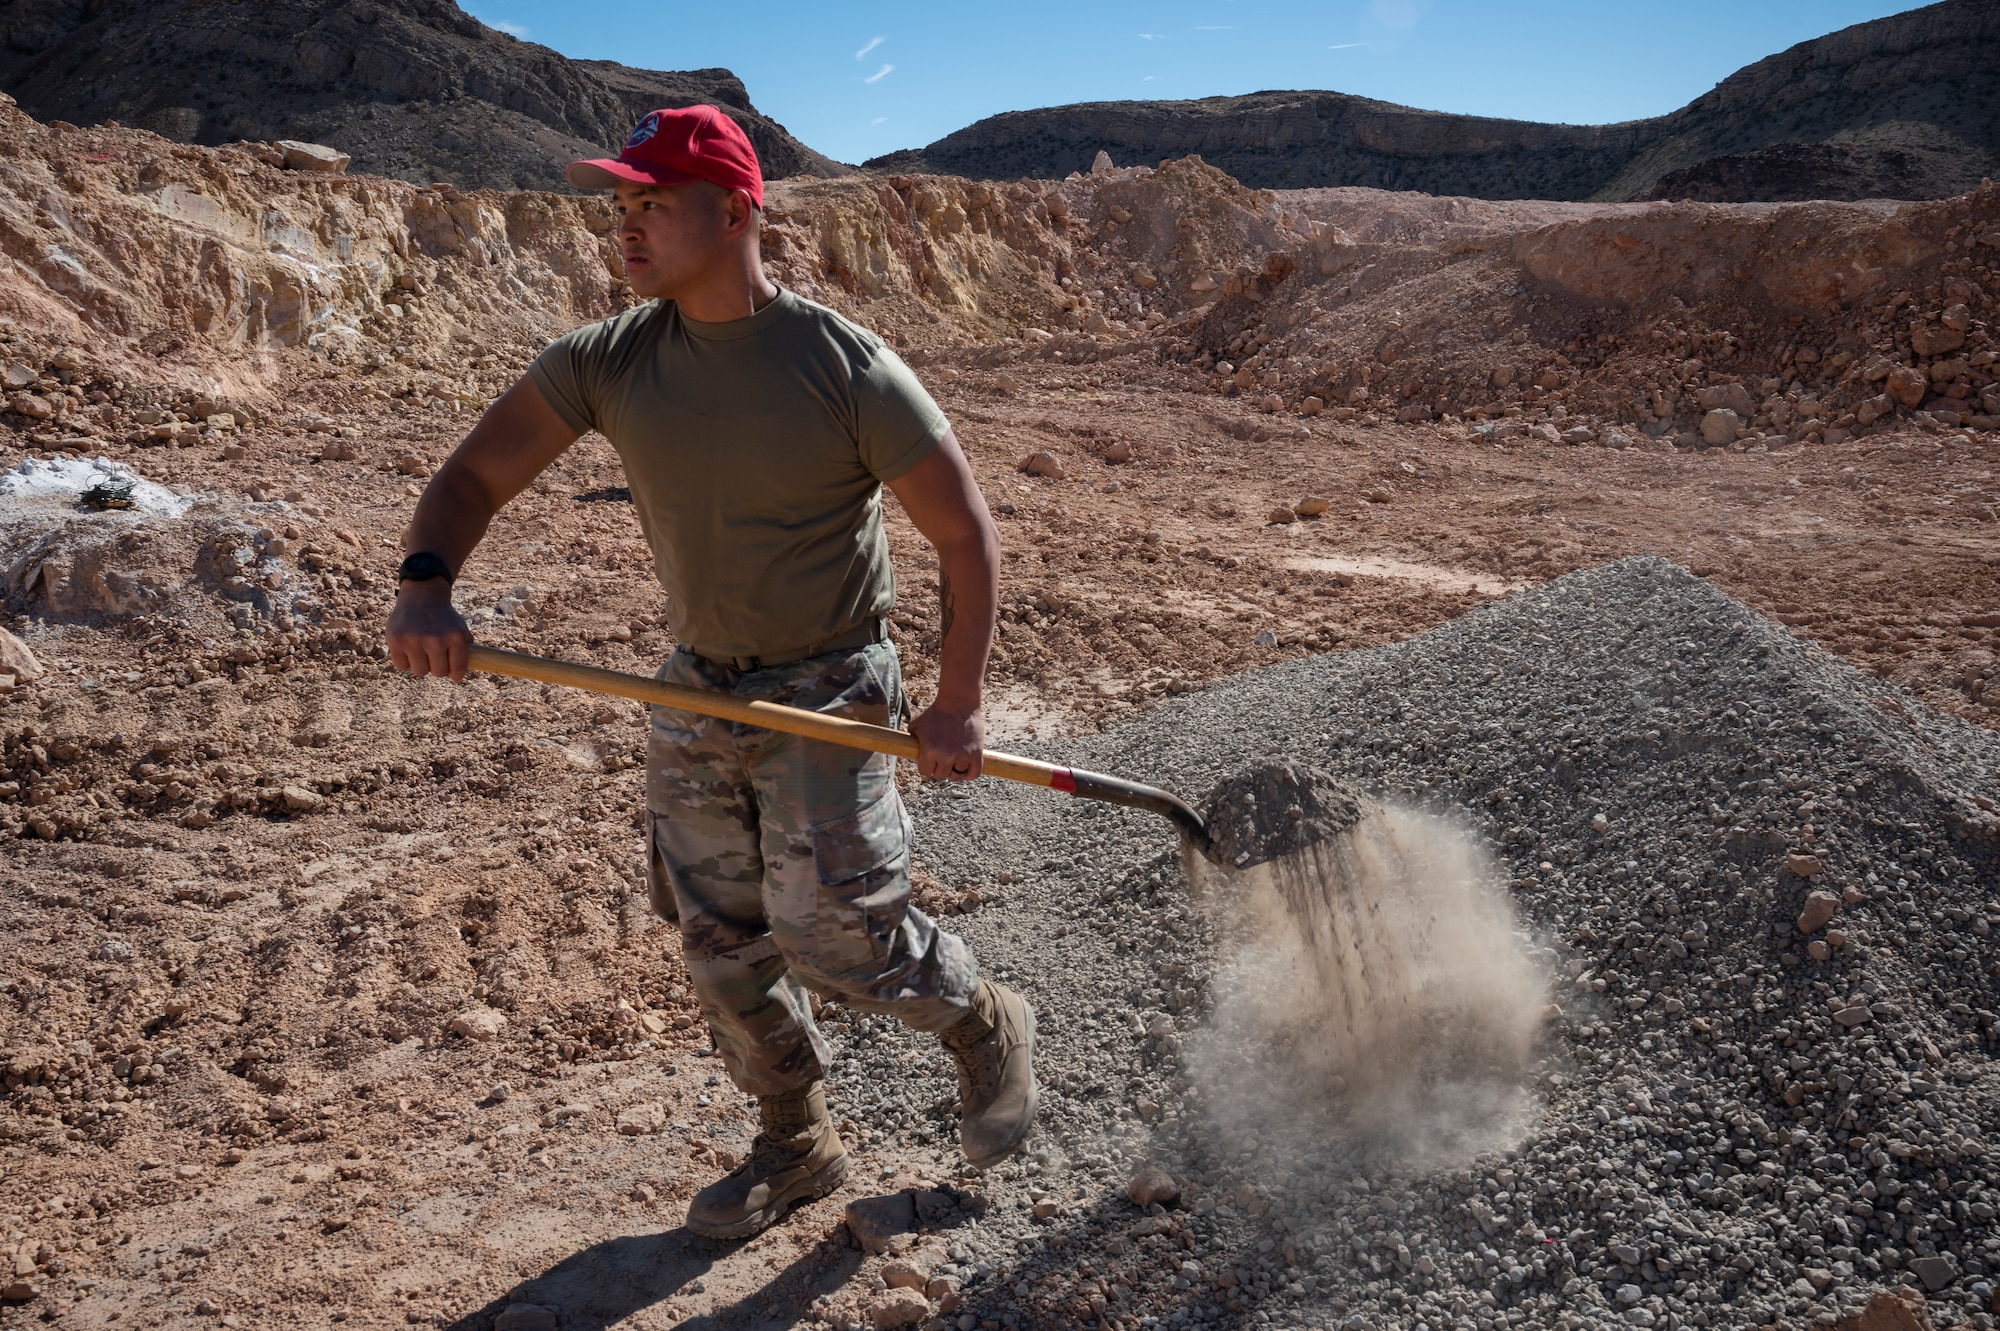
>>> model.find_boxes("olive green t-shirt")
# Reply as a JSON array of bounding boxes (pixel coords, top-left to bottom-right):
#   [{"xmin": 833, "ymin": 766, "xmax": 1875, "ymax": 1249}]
[{"xmin": 526, "ymin": 289, "xmax": 949, "ymax": 661}]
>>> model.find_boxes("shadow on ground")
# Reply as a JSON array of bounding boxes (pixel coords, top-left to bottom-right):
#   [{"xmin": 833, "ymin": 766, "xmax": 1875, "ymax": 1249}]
[{"xmin": 442, "ymin": 1223, "xmax": 864, "ymax": 1331}]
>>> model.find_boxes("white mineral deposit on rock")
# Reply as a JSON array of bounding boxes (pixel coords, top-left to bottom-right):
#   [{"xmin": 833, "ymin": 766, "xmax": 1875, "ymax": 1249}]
[{"xmin": 0, "ymin": 456, "xmax": 192, "ymax": 516}]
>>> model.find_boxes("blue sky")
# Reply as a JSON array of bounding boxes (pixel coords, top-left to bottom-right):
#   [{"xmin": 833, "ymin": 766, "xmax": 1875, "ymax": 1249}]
[{"xmin": 464, "ymin": 0, "xmax": 1917, "ymax": 166}]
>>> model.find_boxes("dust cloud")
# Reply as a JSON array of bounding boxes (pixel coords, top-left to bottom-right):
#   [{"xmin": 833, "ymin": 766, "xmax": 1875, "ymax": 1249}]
[{"xmin": 1184, "ymin": 799, "xmax": 1547, "ymax": 1170}]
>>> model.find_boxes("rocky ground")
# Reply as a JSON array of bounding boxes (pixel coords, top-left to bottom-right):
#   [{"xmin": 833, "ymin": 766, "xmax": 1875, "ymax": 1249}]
[{"xmin": 0, "ymin": 103, "xmax": 1998, "ymax": 1331}]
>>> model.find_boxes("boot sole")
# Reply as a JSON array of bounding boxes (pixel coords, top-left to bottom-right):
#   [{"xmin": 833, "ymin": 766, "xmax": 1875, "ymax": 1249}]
[
  {"xmin": 963, "ymin": 999, "xmax": 1039, "ymax": 1171},
  {"xmin": 683, "ymin": 1150, "xmax": 850, "ymax": 1241}
]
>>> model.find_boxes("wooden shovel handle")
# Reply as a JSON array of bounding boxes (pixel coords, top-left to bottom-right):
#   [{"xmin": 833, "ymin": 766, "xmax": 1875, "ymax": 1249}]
[{"xmin": 464, "ymin": 644, "xmax": 1069, "ymax": 790}]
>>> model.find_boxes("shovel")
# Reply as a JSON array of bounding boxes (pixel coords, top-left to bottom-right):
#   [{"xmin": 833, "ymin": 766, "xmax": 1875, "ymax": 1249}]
[{"xmin": 464, "ymin": 643, "xmax": 1229, "ymax": 862}]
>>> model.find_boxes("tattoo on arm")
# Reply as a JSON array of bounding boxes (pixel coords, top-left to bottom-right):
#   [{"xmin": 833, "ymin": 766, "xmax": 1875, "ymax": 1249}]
[{"xmin": 939, "ymin": 571, "xmax": 956, "ymax": 640}]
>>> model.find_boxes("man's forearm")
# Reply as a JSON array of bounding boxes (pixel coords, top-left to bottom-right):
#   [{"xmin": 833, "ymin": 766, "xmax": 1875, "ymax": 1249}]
[
  {"xmin": 401, "ymin": 459, "xmax": 504, "ymax": 574},
  {"xmin": 932, "ymin": 533, "xmax": 998, "ymax": 712}
]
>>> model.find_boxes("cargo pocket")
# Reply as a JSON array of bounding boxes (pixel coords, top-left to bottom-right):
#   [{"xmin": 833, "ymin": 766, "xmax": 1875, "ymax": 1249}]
[
  {"xmin": 810, "ymin": 787, "xmax": 909, "ymax": 885},
  {"xmin": 808, "ymin": 789, "xmax": 911, "ymax": 972},
  {"xmin": 645, "ymin": 809, "xmax": 680, "ymax": 925}
]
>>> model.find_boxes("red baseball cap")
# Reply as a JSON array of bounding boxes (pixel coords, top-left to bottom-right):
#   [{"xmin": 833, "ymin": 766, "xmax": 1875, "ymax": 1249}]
[{"xmin": 566, "ymin": 105, "xmax": 764, "ymax": 208}]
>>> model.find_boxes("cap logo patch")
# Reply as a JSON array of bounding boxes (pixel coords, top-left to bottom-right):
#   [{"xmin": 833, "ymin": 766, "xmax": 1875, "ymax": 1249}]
[{"xmin": 626, "ymin": 113, "xmax": 661, "ymax": 149}]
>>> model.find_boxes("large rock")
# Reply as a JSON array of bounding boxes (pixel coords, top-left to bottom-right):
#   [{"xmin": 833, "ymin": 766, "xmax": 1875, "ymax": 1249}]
[
  {"xmin": 448, "ymin": 1007, "xmax": 508, "ymax": 1041},
  {"xmin": 1907, "ymin": 1253, "xmax": 1958, "ymax": 1292},
  {"xmin": 615, "ymin": 1103, "xmax": 665, "ymax": 1136},
  {"xmin": 0, "ymin": 627, "xmax": 43, "ymax": 681},
  {"xmin": 1796, "ymin": 890, "xmax": 1840, "ymax": 933},
  {"xmin": 1126, "ymin": 1162, "xmax": 1181, "ymax": 1208},
  {"xmin": 1696, "ymin": 383, "xmax": 1756, "ymax": 417},
  {"xmin": 867, "ymin": 1288, "xmax": 929, "ymax": 1330},
  {"xmin": 880, "ymin": 1260, "xmax": 929, "ymax": 1290},
  {"xmin": 276, "ymin": 140, "xmax": 350, "ymax": 174},
  {"xmin": 1700, "ymin": 409, "xmax": 1741, "ymax": 445},
  {"xmin": 843, "ymin": 1193, "xmax": 916, "ymax": 1255},
  {"xmin": 1910, "ymin": 321, "xmax": 1966, "ymax": 358},
  {"xmin": 1837, "ymin": 1288, "xmax": 1932, "ymax": 1331},
  {"xmin": 1886, "ymin": 365, "xmax": 1930, "ymax": 407}
]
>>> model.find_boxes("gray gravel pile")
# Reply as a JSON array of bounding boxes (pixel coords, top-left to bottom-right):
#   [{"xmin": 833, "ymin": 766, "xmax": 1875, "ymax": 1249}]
[{"xmin": 817, "ymin": 555, "xmax": 2000, "ymax": 1331}]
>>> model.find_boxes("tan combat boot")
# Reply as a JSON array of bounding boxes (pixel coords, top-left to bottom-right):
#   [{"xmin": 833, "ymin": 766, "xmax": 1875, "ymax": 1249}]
[
  {"xmin": 941, "ymin": 980, "xmax": 1039, "ymax": 1169},
  {"xmin": 684, "ymin": 1081, "xmax": 848, "ymax": 1240}
]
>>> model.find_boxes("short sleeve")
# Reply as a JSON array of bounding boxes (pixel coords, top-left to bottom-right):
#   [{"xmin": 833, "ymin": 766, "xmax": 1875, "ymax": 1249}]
[
  {"xmin": 854, "ymin": 347, "xmax": 951, "ymax": 483},
  {"xmin": 524, "ymin": 324, "xmax": 604, "ymax": 436}
]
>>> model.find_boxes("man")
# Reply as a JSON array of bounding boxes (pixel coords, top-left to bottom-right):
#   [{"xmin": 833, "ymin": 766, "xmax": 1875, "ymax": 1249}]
[{"xmin": 384, "ymin": 105, "xmax": 1037, "ymax": 1240}]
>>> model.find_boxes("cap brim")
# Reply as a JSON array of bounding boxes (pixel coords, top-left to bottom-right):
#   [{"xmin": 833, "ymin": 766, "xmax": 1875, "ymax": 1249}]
[{"xmin": 564, "ymin": 157, "xmax": 706, "ymax": 191}]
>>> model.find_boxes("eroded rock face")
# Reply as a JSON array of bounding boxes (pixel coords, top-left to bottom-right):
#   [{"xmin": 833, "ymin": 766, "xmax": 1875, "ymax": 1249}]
[
  {"xmin": 0, "ymin": 109, "xmax": 1295, "ymax": 395},
  {"xmin": 0, "ymin": 0, "xmax": 844, "ymax": 189},
  {"xmin": 0, "ymin": 98, "xmax": 631, "ymax": 383}
]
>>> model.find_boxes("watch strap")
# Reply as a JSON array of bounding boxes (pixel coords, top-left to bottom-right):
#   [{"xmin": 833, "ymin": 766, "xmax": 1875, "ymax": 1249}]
[{"xmin": 396, "ymin": 551, "xmax": 454, "ymax": 585}]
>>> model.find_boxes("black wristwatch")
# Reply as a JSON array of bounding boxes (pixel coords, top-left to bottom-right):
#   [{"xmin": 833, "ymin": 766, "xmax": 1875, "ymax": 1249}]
[{"xmin": 395, "ymin": 551, "xmax": 454, "ymax": 586}]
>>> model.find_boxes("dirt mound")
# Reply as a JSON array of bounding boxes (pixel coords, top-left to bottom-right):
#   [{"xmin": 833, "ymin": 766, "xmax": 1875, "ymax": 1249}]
[
  {"xmin": 866, "ymin": 0, "xmax": 1999, "ymax": 203},
  {"xmin": 1163, "ymin": 183, "xmax": 2000, "ymax": 448},
  {"xmin": 0, "ymin": 0, "xmax": 843, "ymax": 190}
]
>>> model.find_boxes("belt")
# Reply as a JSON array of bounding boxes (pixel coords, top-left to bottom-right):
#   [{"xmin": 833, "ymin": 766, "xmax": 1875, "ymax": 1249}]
[{"xmin": 688, "ymin": 617, "xmax": 889, "ymax": 674}]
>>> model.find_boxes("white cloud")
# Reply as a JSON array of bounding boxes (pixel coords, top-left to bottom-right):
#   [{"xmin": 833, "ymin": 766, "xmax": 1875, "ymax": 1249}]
[
  {"xmin": 871, "ymin": 116, "xmax": 889, "ymax": 125},
  {"xmin": 863, "ymin": 63, "xmax": 895, "ymax": 84},
  {"xmin": 1138, "ymin": 32, "xmax": 1162, "ymax": 39},
  {"xmin": 1143, "ymin": 74, "xmax": 1156, "ymax": 81},
  {"xmin": 1327, "ymin": 41, "xmax": 1362, "ymax": 48},
  {"xmin": 855, "ymin": 36, "xmax": 885, "ymax": 60},
  {"xmin": 473, "ymin": 12, "xmax": 529, "ymax": 36},
  {"xmin": 1369, "ymin": 0, "xmax": 1430, "ymax": 31}
]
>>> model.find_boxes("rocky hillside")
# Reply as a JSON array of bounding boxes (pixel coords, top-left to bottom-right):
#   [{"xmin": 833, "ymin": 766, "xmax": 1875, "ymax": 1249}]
[
  {"xmin": 1641, "ymin": 133, "xmax": 1992, "ymax": 205},
  {"xmin": 868, "ymin": 0, "xmax": 1999, "ymax": 203},
  {"xmin": 0, "ymin": 0, "xmax": 846, "ymax": 190}
]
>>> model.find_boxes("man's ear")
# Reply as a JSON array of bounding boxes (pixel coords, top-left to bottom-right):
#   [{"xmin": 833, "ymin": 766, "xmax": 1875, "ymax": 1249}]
[{"xmin": 723, "ymin": 188, "xmax": 759, "ymax": 238}]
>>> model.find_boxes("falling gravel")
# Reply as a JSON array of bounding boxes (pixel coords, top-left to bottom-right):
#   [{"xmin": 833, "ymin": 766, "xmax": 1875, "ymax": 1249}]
[
  {"xmin": 1190, "ymin": 795, "xmax": 1548, "ymax": 1174},
  {"xmin": 865, "ymin": 555, "xmax": 2000, "ymax": 1331}
]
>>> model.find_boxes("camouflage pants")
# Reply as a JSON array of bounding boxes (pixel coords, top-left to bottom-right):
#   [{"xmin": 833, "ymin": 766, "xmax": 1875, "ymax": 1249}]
[{"xmin": 645, "ymin": 641, "xmax": 979, "ymax": 1098}]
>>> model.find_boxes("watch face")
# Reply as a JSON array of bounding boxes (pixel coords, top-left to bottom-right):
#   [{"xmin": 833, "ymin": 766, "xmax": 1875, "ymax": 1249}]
[{"xmin": 398, "ymin": 553, "xmax": 452, "ymax": 582}]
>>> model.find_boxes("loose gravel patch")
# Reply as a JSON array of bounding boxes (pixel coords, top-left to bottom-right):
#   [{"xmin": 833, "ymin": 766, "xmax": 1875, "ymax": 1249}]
[{"xmin": 845, "ymin": 555, "xmax": 2000, "ymax": 1331}]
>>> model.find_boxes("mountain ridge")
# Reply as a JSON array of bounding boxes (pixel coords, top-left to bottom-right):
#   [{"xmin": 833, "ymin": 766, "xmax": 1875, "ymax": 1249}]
[
  {"xmin": 0, "ymin": 0, "xmax": 848, "ymax": 190},
  {"xmin": 866, "ymin": 0, "xmax": 1999, "ymax": 202}
]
